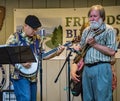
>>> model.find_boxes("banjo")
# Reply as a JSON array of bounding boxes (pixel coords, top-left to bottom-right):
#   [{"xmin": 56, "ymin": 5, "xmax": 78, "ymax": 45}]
[{"xmin": 15, "ymin": 41, "xmax": 72, "ymax": 78}]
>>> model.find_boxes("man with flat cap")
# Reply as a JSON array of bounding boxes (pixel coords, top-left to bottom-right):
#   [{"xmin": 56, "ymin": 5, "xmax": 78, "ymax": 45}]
[{"xmin": 6, "ymin": 15, "xmax": 64, "ymax": 101}]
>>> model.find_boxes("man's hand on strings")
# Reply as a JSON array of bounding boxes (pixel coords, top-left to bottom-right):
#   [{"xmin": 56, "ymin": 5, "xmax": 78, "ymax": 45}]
[
  {"xmin": 22, "ymin": 62, "xmax": 32, "ymax": 69},
  {"xmin": 86, "ymin": 37, "xmax": 96, "ymax": 46},
  {"xmin": 71, "ymin": 63, "xmax": 80, "ymax": 82},
  {"xmin": 72, "ymin": 44, "xmax": 81, "ymax": 51}
]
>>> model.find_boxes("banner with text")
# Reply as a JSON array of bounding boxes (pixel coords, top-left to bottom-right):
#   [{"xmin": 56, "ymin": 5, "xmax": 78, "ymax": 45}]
[{"xmin": 14, "ymin": 6, "xmax": 120, "ymax": 59}]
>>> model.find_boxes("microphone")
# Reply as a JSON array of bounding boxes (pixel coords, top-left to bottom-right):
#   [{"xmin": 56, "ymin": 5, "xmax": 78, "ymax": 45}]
[
  {"xmin": 38, "ymin": 28, "xmax": 46, "ymax": 52},
  {"xmin": 67, "ymin": 47, "xmax": 81, "ymax": 55},
  {"xmin": 39, "ymin": 28, "xmax": 46, "ymax": 40}
]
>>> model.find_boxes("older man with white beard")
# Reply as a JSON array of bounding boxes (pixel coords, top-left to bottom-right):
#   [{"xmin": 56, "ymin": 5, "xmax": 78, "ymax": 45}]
[{"xmin": 71, "ymin": 5, "xmax": 117, "ymax": 101}]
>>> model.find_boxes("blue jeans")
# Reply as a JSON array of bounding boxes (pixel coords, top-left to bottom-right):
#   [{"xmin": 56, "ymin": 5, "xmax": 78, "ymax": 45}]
[
  {"xmin": 82, "ymin": 63, "xmax": 112, "ymax": 101},
  {"xmin": 11, "ymin": 76, "xmax": 37, "ymax": 101}
]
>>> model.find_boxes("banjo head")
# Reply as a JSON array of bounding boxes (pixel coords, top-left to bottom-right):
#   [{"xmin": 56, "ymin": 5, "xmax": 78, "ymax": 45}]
[{"xmin": 19, "ymin": 62, "xmax": 38, "ymax": 75}]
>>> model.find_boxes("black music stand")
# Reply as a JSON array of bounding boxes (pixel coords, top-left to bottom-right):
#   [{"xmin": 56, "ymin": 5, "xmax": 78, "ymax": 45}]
[
  {"xmin": 0, "ymin": 45, "xmax": 36, "ymax": 101},
  {"xmin": 0, "ymin": 45, "xmax": 36, "ymax": 64}
]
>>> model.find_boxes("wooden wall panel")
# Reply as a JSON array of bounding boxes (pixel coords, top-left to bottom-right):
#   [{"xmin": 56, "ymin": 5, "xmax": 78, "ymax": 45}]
[
  {"xmin": 87, "ymin": 0, "xmax": 103, "ymax": 7},
  {"xmin": 46, "ymin": 0, "xmax": 60, "ymax": 8},
  {"xmin": 116, "ymin": 0, "xmax": 120, "ymax": 5},
  {"xmin": 19, "ymin": 0, "xmax": 33, "ymax": 8},
  {"xmin": 33, "ymin": 0, "xmax": 46, "ymax": 8},
  {"xmin": 102, "ymin": 0, "xmax": 116, "ymax": 6},
  {"xmin": 59, "ymin": 60, "xmax": 69, "ymax": 101},
  {"xmin": 0, "ymin": 1, "xmax": 6, "ymax": 44},
  {"xmin": 46, "ymin": 60, "xmax": 61, "ymax": 101},
  {"xmin": 115, "ymin": 59, "xmax": 120, "ymax": 101},
  {"xmin": 60, "ymin": 0, "xmax": 74, "ymax": 8},
  {"xmin": 74, "ymin": 0, "xmax": 88, "ymax": 8},
  {"xmin": 5, "ymin": 0, "xmax": 19, "ymax": 41}
]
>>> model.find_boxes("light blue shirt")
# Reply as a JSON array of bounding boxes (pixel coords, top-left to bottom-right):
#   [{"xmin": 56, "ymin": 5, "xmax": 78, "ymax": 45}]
[{"xmin": 80, "ymin": 23, "xmax": 117, "ymax": 64}]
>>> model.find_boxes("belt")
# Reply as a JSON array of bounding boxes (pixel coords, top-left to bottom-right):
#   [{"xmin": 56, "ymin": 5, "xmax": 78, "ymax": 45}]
[{"xmin": 85, "ymin": 62, "xmax": 110, "ymax": 67}]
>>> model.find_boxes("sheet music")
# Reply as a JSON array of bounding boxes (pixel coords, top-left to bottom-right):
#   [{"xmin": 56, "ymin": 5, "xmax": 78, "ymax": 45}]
[{"xmin": 0, "ymin": 44, "xmax": 9, "ymax": 47}]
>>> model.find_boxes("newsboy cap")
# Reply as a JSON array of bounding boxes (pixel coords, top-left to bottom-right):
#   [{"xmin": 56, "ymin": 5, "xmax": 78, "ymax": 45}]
[{"xmin": 25, "ymin": 15, "xmax": 41, "ymax": 29}]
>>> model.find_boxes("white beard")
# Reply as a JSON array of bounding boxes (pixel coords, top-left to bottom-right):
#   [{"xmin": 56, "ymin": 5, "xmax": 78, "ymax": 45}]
[{"xmin": 90, "ymin": 18, "xmax": 103, "ymax": 29}]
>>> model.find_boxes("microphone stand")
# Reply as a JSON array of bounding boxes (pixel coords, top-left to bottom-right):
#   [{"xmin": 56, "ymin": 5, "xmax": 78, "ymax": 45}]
[
  {"xmin": 54, "ymin": 49, "xmax": 72, "ymax": 101},
  {"xmin": 38, "ymin": 40, "xmax": 44, "ymax": 101},
  {"xmin": 38, "ymin": 28, "xmax": 46, "ymax": 101}
]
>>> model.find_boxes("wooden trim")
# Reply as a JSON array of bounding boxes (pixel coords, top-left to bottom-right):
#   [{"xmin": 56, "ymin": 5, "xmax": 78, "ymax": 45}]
[{"xmin": 0, "ymin": 6, "xmax": 5, "ymax": 30}]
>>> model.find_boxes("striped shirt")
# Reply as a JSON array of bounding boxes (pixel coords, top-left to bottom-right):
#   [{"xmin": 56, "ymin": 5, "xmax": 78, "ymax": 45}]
[{"xmin": 80, "ymin": 23, "xmax": 117, "ymax": 64}]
